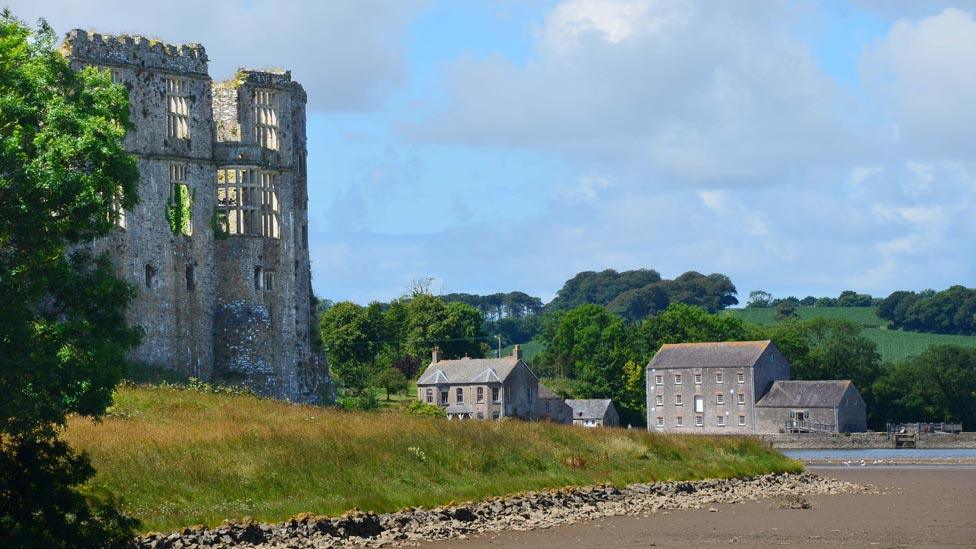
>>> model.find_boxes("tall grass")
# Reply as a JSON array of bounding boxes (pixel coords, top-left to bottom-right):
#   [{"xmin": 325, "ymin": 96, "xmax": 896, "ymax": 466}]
[{"xmin": 65, "ymin": 386, "xmax": 800, "ymax": 532}]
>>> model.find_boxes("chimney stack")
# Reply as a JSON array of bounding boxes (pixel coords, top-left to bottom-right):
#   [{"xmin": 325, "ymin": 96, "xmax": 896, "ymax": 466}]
[
  {"xmin": 432, "ymin": 346, "xmax": 441, "ymax": 363},
  {"xmin": 513, "ymin": 344, "xmax": 523, "ymax": 360}
]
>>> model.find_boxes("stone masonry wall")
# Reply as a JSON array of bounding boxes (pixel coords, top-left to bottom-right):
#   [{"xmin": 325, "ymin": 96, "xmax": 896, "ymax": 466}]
[{"xmin": 62, "ymin": 30, "xmax": 329, "ymax": 402}]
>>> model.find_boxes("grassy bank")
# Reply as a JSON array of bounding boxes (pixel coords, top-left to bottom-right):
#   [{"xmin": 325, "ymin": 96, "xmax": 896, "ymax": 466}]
[
  {"xmin": 65, "ymin": 385, "xmax": 800, "ymax": 532},
  {"xmin": 726, "ymin": 306, "xmax": 976, "ymax": 362}
]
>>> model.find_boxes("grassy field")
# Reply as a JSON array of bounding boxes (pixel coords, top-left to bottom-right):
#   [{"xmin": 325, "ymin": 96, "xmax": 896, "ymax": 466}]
[
  {"xmin": 725, "ymin": 307, "xmax": 976, "ymax": 362},
  {"xmin": 66, "ymin": 385, "xmax": 801, "ymax": 532}
]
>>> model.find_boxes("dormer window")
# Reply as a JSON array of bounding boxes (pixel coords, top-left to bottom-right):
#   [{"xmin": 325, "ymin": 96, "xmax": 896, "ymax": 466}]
[{"xmin": 254, "ymin": 89, "xmax": 278, "ymax": 150}]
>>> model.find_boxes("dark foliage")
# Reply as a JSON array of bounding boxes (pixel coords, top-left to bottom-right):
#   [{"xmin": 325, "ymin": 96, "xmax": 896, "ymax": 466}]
[{"xmin": 878, "ymin": 286, "xmax": 976, "ymax": 335}]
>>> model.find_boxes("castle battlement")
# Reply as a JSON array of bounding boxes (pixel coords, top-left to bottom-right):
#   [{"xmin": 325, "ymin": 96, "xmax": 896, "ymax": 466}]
[{"xmin": 62, "ymin": 29, "xmax": 208, "ymax": 76}]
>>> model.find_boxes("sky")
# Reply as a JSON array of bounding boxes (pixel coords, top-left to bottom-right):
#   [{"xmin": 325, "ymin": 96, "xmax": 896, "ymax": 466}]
[{"xmin": 11, "ymin": 0, "xmax": 976, "ymax": 304}]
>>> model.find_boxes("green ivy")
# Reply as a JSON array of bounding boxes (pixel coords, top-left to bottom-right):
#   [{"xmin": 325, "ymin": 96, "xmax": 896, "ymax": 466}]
[{"xmin": 165, "ymin": 185, "xmax": 194, "ymax": 235}]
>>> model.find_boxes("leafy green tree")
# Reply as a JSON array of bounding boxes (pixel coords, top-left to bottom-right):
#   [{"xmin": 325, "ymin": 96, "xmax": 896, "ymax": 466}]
[
  {"xmin": 396, "ymin": 294, "xmax": 485, "ymax": 361},
  {"xmin": 374, "ymin": 367, "xmax": 408, "ymax": 400},
  {"xmin": 319, "ymin": 301, "xmax": 387, "ymax": 396},
  {"xmin": 606, "ymin": 283, "xmax": 670, "ymax": 321},
  {"xmin": 873, "ymin": 346, "xmax": 976, "ymax": 428},
  {"xmin": 747, "ymin": 290, "xmax": 773, "ymax": 308},
  {"xmin": 774, "ymin": 300, "xmax": 798, "ymax": 321},
  {"xmin": 0, "ymin": 12, "xmax": 141, "ymax": 546}
]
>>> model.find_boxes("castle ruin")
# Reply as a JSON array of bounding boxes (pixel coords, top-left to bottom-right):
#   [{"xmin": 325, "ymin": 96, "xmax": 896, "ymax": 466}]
[{"xmin": 61, "ymin": 30, "xmax": 330, "ymax": 402}]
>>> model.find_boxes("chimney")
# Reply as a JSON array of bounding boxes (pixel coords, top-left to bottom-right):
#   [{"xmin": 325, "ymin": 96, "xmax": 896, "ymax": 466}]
[
  {"xmin": 513, "ymin": 344, "xmax": 523, "ymax": 360},
  {"xmin": 432, "ymin": 346, "xmax": 441, "ymax": 363}
]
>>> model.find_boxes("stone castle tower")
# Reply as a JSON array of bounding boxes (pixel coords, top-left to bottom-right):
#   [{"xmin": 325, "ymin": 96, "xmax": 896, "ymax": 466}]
[{"xmin": 61, "ymin": 30, "xmax": 330, "ymax": 402}]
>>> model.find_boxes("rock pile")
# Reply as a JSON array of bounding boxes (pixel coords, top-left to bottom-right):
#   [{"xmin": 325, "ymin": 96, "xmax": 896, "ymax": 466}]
[{"xmin": 137, "ymin": 472, "xmax": 865, "ymax": 548}]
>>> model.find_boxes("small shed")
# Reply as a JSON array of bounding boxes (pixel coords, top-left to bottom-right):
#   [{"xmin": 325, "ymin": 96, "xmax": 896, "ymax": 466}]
[
  {"xmin": 566, "ymin": 399, "xmax": 619, "ymax": 427},
  {"xmin": 755, "ymin": 380, "xmax": 867, "ymax": 433}
]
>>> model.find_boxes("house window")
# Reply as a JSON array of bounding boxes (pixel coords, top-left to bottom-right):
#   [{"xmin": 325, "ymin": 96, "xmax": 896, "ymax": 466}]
[
  {"xmin": 263, "ymin": 271, "xmax": 275, "ymax": 291},
  {"xmin": 655, "ymin": 394, "xmax": 663, "ymax": 406},
  {"xmin": 492, "ymin": 412, "xmax": 500, "ymax": 420},
  {"xmin": 676, "ymin": 416, "xmax": 683, "ymax": 427},
  {"xmin": 656, "ymin": 417, "xmax": 664, "ymax": 428},
  {"xmin": 491, "ymin": 387, "xmax": 500, "ymax": 403},
  {"xmin": 675, "ymin": 394, "xmax": 683, "ymax": 406},
  {"xmin": 717, "ymin": 416, "xmax": 725, "ymax": 427},
  {"xmin": 674, "ymin": 374, "xmax": 682, "ymax": 385},
  {"xmin": 737, "ymin": 371, "xmax": 745, "ymax": 384},
  {"xmin": 476, "ymin": 412, "xmax": 484, "ymax": 419},
  {"xmin": 477, "ymin": 387, "xmax": 484, "ymax": 403},
  {"xmin": 694, "ymin": 373, "xmax": 702, "ymax": 385},
  {"xmin": 738, "ymin": 415, "xmax": 746, "ymax": 426},
  {"xmin": 169, "ymin": 163, "xmax": 191, "ymax": 235},
  {"xmin": 545, "ymin": 400, "xmax": 551, "ymax": 412},
  {"xmin": 253, "ymin": 266, "xmax": 263, "ymax": 290},
  {"xmin": 440, "ymin": 390, "xmax": 448, "ymax": 405},
  {"xmin": 456, "ymin": 387, "xmax": 463, "ymax": 404},
  {"xmin": 144, "ymin": 264, "xmax": 156, "ymax": 289},
  {"xmin": 165, "ymin": 77, "xmax": 189, "ymax": 140},
  {"xmin": 738, "ymin": 393, "xmax": 745, "ymax": 405},
  {"xmin": 695, "ymin": 415, "xmax": 704, "ymax": 427},
  {"xmin": 694, "ymin": 395, "xmax": 704, "ymax": 413},
  {"xmin": 426, "ymin": 389, "xmax": 433, "ymax": 403},
  {"xmin": 216, "ymin": 168, "xmax": 280, "ymax": 238},
  {"xmin": 716, "ymin": 372, "xmax": 724, "ymax": 384},
  {"xmin": 716, "ymin": 393, "xmax": 724, "ymax": 405},
  {"xmin": 654, "ymin": 374, "xmax": 663, "ymax": 385},
  {"xmin": 254, "ymin": 89, "xmax": 278, "ymax": 150}
]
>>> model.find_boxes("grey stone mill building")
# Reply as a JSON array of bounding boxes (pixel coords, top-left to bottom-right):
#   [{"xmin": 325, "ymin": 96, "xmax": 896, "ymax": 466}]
[
  {"xmin": 646, "ymin": 341, "xmax": 866, "ymax": 434},
  {"xmin": 61, "ymin": 30, "xmax": 330, "ymax": 402}
]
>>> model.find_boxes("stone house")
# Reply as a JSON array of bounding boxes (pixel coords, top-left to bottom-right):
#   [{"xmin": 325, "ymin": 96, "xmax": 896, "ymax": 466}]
[
  {"xmin": 60, "ymin": 30, "xmax": 329, "ymax": 402},
  {"xmin": 645, "ymin": 340, "xmax": 866, "ymax": 434},
  {"xmin": 536, "ymin": 384, "xmax": 573, "ymax": 424},
  {"xmin": 756, "ymin": 380, "xmax": 867, "ymax": 433},
  {"xmin": 566, "ymin": 399, "xmax": 620, "ymax": 427},
  {"xmin": 416, "ymin": 346, "xmax": 538, "ymax": 420}
]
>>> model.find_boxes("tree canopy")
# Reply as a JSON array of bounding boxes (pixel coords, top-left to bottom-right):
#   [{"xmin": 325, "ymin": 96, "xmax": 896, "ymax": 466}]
[{"xmin": 0, "ymin": 12, "xmax": 141, "ymax": 545}]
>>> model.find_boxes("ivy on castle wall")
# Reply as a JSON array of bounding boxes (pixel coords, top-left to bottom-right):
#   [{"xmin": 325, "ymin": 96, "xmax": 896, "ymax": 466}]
[{"xmin": 166, "ymin": 185, "xmax": 194, "ymax": 236}]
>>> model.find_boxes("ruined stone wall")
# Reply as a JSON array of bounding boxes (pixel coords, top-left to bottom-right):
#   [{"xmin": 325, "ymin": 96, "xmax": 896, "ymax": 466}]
[{"xmin": 62, "ymin": 30, "xmax": 328, "ymax": 402}]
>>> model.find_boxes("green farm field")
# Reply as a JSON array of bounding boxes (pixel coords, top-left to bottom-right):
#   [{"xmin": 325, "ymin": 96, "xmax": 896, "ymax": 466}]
[
  {"xmin": 726, "ymin": 306, "xmax": 976, "ymax": 362},
  {"xmin": 66, "ymin": 385, "xmax": 800, "ymax": 532}
]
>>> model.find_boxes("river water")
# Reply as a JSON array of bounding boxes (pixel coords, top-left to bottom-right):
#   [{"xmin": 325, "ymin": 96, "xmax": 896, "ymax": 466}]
[{"xmin": 783, "ymin": 448, "xmax": 976, "ymax": 461}]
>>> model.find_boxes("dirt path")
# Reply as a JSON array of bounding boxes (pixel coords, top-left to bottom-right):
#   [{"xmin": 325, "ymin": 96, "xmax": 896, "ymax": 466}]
[{"xmin": 423, "ymin": 467, "xmax": 976, "ymax": 548}]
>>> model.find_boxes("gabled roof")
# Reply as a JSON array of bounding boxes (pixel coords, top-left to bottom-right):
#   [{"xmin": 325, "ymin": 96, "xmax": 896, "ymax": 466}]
[
  {"xmin": 416, "ymin": 356, "xmax": 524, "ymax": 385},
  {"xmin": 566, "ymin": 399, "xmax": 614, "ymax": 420},
  {"xmin": 537, "ymin": 383, "xmax": 561, "ymax": 399},
  {"xmin": 756, "ymin": 380, "xmax": 859, "ymax": 408},
  {"xmin": 647, "ymin": 340, "xmax": 773, "ymax": 370}
]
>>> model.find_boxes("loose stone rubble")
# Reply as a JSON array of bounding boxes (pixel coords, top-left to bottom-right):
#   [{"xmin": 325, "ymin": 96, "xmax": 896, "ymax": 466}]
[{"xmin": 137, "ymin": 473, "xmax": 867, "ymax": 548}]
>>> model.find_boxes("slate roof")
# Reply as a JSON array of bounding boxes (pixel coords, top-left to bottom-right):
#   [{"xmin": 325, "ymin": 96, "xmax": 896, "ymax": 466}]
[
  {"xmin": 416, "ymin": 356, "xmax": 521, "ymax": 385},
  {"xmin": 538, "ymin": 383, "xmax": 562, "ymax": 399},
  {"xmin": 647, "ymin": 340, "xmax": 773, "ymax": 370},
  {"xmin": 445, "ymin": 404, "xmax": 474, "ymax": 415},
  {"xmin": 566, "ymin": 399, "xmax": 614, "ymax": 420},
  {"xmin": 756, "ymin": 380, "xmax": 858, "ymax": 408}
]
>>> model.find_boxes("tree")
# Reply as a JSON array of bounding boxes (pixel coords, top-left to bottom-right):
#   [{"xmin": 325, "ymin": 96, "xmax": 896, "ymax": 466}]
[
  {"xmin": 774, "ymin": 300, "xmax": 798, "ymax": 321},
  {"xmin": 607, "ymin": 284, "xmax": 670, "ymax": 321},
  {"xmin": 319, "ymin": 302, "xmax": 387, "ymax": 396},
  {"xmin": 396, "ymin": 295, "xmax": 485, "ymax": 361},
  {"xmin": 873, "ymin": 346, "xmax": 976, "ymax": 429},
  {"xmin": 0, "ymin": 12, "xmax": 141, "ymax": 545},
  {"xmin": 535, "ymin": 305, "xmax": 628, "ymax": 398},
  {"xmin": 747, "ymin": 290, "xmax": 773, "ymax": 308},
  {"xmin": 374, "ymin": 368, "xmax": 408, "ymax": 401}
]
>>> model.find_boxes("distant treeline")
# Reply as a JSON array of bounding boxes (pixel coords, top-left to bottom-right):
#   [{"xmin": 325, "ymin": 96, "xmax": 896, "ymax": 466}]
[
  {"xmin": 879, "ymin": 286, "xmax": 976, "ymax": 336},
  {"xmin": 546, "ymin": 269, "xmax": 739, "ymax": 318},
  {"xmin": 746, "ymin": 290, "xmax": 878, "ymax": 308}
]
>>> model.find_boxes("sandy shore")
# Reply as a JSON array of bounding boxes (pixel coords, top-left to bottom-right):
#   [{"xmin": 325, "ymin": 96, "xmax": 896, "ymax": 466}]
[{"xmin": 424, "ymin": 467, "xmax": 976, "ymax": 548}]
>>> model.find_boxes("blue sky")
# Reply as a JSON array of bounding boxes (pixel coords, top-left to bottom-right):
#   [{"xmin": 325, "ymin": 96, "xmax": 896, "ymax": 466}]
[{"xmin": 13, "ymin": 0, "xmax": 976, "ymax": 304}]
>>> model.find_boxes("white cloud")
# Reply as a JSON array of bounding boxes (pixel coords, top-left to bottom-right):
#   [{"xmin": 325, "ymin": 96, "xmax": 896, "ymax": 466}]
[
  {"xmin": 8, "ymin": 0, "xmax": 428, "ymax": 111},
  {"xmin": 862, "ymin": 8, "xmax": 976, "ymax": 156},
  {"xmin": 408, "ymin": 0, "xmax": 851, "ymax": 188}
]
